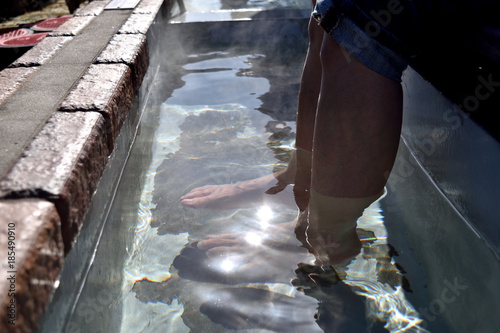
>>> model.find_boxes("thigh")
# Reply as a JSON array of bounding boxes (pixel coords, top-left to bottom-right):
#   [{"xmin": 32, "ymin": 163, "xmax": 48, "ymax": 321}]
[{"xmin": 313, "ymin": 0, "xmax": 410, "ymax": 81}]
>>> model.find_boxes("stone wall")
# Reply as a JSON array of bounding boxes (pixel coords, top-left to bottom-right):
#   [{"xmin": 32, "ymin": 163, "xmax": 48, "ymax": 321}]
[{"xmin": 0, "ymin": 0, "xmax": 172, "ymax": 331}]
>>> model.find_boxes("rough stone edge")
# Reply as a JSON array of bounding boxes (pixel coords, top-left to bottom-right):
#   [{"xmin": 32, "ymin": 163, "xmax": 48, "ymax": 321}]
[
  {"xmin": 48, "ymin": 15, "xmax": 96, "ymax": 37},
  {"xmin": 0, "ymin": 0, "xmax": 169, "ymax": 331},
  {"xmin": 58, "ymin": 63, "xmax": 135, "ymax": 151},
  {"xmin": 0, "ymin": 199, "xmax": 64, "ymax": 333},
  {"xmin": 73, "ymin": 0, "xmax": 108, "ymax": 16},
  {"xmin": 0, "ymin": 67, "xmax": 39, "ymax": 105},
  {"xmin": 118, "ymin": 12, "xmax": 156, "ymax": 34},
  {"xmin": 134, "ymin": 0, "xmax": 164, "ymax": 14},
  {"xmin": 0, "ymin": 112, "xmax": 109, "ymax": 253},
  {"xmin": 95, "ymin": 33, "xmax": 149, "ymax": 95},
  {"xmin": 0, "ymin": 0, "xmax": 167, "ymax": 251},
  {"xmin": 8, "ymin": 36, "xmax": 73, "ymax": 68}
]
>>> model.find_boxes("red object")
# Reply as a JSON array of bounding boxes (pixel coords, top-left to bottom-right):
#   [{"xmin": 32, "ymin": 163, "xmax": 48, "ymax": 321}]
[
  {"xmin": 0, "ymin": 32, "xmax": 49, "ymax": 48},
  {"xmin": 31, "ymin": 15, "xmax": 73, "ymax": 32},
  {"xmin": 0, "ymin": 28, "xmax": 32, "ymax": 41}
]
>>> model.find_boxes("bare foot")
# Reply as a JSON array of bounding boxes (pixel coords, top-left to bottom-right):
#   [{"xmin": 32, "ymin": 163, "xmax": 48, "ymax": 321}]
[
  {"xmin": 180, "ymin": 148, "xmax": 314, "ymax": 210},
  {"xmin": 197, "ymin": 214, "xmax": 371, "ymax": 267},
  {"xmin": 181, "ymin": 212, "xmax": 377, "ymax": 284},
  {"xmin": 296, "ymin": 189, "xmax": 386, "ymax": 266},
  {"xmin": 197, "ymin": 221, "xmax": 302, "ymax": 257},
  {"xmin": 180, "ymin": 174, "xmax": 280, "ymax": 209},
  {"xmin": 173, "ymin": 222, "xmax": 311, "ymax": 284},
  {"xmin": 181, "ymin": 160, "xmax": 297, "ymax": 209},
  {"xmin": 295, "ymin": 210, "xmax": 363, "ymax": 266}
]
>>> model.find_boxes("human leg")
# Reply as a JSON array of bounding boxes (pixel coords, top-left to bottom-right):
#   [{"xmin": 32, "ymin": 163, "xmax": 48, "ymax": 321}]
[
  {"xmin": 302, "ymin": 33, "xmax": 403, "ymax": 264},
  {"xmin": 292, "ymin": 5, "xmax": 324, "ymax": 210}
]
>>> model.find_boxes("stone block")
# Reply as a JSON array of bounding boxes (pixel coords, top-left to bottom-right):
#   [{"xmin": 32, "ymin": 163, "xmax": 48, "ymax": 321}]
[
  {"xmin": 73, "ymin": 0, "xmax": 107, "ymax": 16},
  {"xmin": 9, "ymin": 37, "xmax": 73, "ymax": 68},
  {"xmin": 134, "ymin": 0, "xmax": 164, "ymax": 14},
  {"xmin": 49, "ymin": 16, "xmax": 95, "ymax": 37},
  {"xmin": 95, "ymin": 34, "xmax": 149, "ymax": 94},
  {"xmin": 0, "ymin": 112, "xmax": 109, "ymax": 253},
  {"xmin": 0, "ymin": 199, "xmax": 63, "ymax": 333},
  {"xmin": 58, "ymin": 63, "xmax": 134, "ymax": 151},
  {"xmin": 0, "ymin": 67, "xmax": 38, "ymax": 105},
  {"xmin": 118, "ymin": 13, "xmax": 155, "ymax": 34}
]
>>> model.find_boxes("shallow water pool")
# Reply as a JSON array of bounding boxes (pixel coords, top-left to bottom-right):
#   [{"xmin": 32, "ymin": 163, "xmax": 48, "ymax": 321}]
[
  {"xmin": 39, "ymin": 6, "xmax": 500, "ymax": 333},
  {"xmin": 62, "ymin": 25, "xmax": 436, "ymax": 332}
]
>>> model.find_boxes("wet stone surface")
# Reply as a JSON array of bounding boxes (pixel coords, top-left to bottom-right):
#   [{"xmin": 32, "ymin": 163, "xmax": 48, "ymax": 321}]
[
  {"xmin": 0, "ymin": 199, "xmax": 63, "ymax": 333},
  {"xmin": 59, "ymin": 63, "xmax": 134, "ymax": 150},
  {"xmin": 96, "ymin": 33, "xmax": 149, "ymax": 93},
  {"xmin": 9, "ymin": 36, "xmax": 73, "ymax": 68},
  {"xmin": 0, "ymin": 67, "xmax": 39, "ymax": 105},
  {"xmin": 0, "ymin": 112, "xmax": 109, "ymax": 253}
]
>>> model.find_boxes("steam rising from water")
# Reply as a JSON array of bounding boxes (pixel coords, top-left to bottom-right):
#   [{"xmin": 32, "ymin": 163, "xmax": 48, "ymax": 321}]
[{"xmin": 119, "ymin": 47, "xmax": 427, "ymax": 333}]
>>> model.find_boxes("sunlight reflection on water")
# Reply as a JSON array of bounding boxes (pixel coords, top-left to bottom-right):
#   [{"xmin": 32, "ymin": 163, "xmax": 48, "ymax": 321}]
[{"xmin": 119, "ymin": 47, "xmax": 429, "ymax": 333}]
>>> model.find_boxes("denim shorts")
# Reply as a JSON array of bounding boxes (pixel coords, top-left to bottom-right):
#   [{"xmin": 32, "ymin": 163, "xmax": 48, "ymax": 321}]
[
  {"xmin": 313, "ymin": 0, "xmax": 417, "ymax": 81},
  {"xmin": 318, "ymin": 0, "xmax": 487, "ymax": 82}
]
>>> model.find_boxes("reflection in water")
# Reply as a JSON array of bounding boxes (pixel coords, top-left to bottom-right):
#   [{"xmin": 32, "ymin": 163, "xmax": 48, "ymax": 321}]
[
  {"xmin": 93, "ymin": 50, "xmax": 430, "ymax": 332},
  {"xmin": 297, "ymin": 204, "xmax": 429, "ymax": 332},
  {"xmin": 124, "ymin": 104, "xmax": 427, "ymax": 332}
]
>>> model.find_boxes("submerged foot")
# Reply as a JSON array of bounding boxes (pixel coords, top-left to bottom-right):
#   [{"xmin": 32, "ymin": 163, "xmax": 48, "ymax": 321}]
[
  {"xmin": 181, "ymin": 169, "xmax": 294, "ymax": 209},
  {"xmin": 197, "ymin": 213, "xmax": 370, "ymax": 269},
  {"xmin": 295, "ymin": 210, "xmax": 363, "ymax": 266},
  {"xmin": 197, "ymin": 221, "xmax": 301, "ymax": 256},
  {"xmin": 174, "ymin": 209, "xmax": 377, "ymax": 285},
  {"xmin": 173, "ymin": 222, "xmax": 310, "ymax": 284},
  {"xmin": 295, "ymin": 189, "xmax": 386, "ymax": 266}
]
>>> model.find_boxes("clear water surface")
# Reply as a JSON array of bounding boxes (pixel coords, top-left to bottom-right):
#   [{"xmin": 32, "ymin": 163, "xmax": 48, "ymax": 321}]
[
  {"xmin": 42, "ymin": 0, "xmax": 500, "ymax": 332},
  {"xmin": 65, "ymin": 30, "xmax": 432, "ymax": 333}
]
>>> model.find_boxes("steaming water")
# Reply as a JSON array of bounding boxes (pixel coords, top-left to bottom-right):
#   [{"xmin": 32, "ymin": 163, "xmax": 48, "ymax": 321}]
[
  {"xmin": 59, "ymin": 36, "xmax": 451, "ymax": 332},
  {"xmin": 33, "ymin": 0, "xmax": 500, "ymax": 331},
  {"xmin": 184, "ymin": 0, "xmax": 311, "ymax": 12}
]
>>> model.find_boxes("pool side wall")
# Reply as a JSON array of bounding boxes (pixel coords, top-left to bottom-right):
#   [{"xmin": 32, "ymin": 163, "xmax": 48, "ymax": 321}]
[
  {"xmin": 0, "ymin": 0, "xmax": 174, "ymax": 332},
  {"xmin": 388, "ymin": 67, "xmax": 500, "ymax": 332}
]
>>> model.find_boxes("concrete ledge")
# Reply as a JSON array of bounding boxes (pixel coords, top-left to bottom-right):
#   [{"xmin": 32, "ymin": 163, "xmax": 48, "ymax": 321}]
[
  {"xmin": 135, "ymin": 0, "xmax": 165, "ymax": 14},
  {"xmin": 119, "ymin": 13, "xmax": 157, "ymax": 34},
  {"xmin": 73, "ymin": 0, "xmax": 107, "ymax": 16},
  {"xmin": 0, "ymin": 0, "xmax": 172, "ymax": 330},
  {"xmin": 0, "ymin": 67, "xmax": 39, "ymax": 104},
  {"xmin": 0, "ymin": 199, "xmax": 64, "ymax": 333},
  {"xmin": 0, "ymin": 9, "xmax": 134, "ymax": 182},
  {"xmin": 9, "ymin": 36, "xmax": 73, "ymax": 68},
  {"xmin": 48, "ymin": 15, "xmax": 96, "ymax": 37},
  {"xmin": 96, "ymin": 34, "xmax": 149, "ymax": 95},
  {"xmin": 0, "ymin": 112, "xmax": 109, "ymax": 253},
  {"xmin": 59, "ymin": 63, "xmax": 135, "ymax": 151}
]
